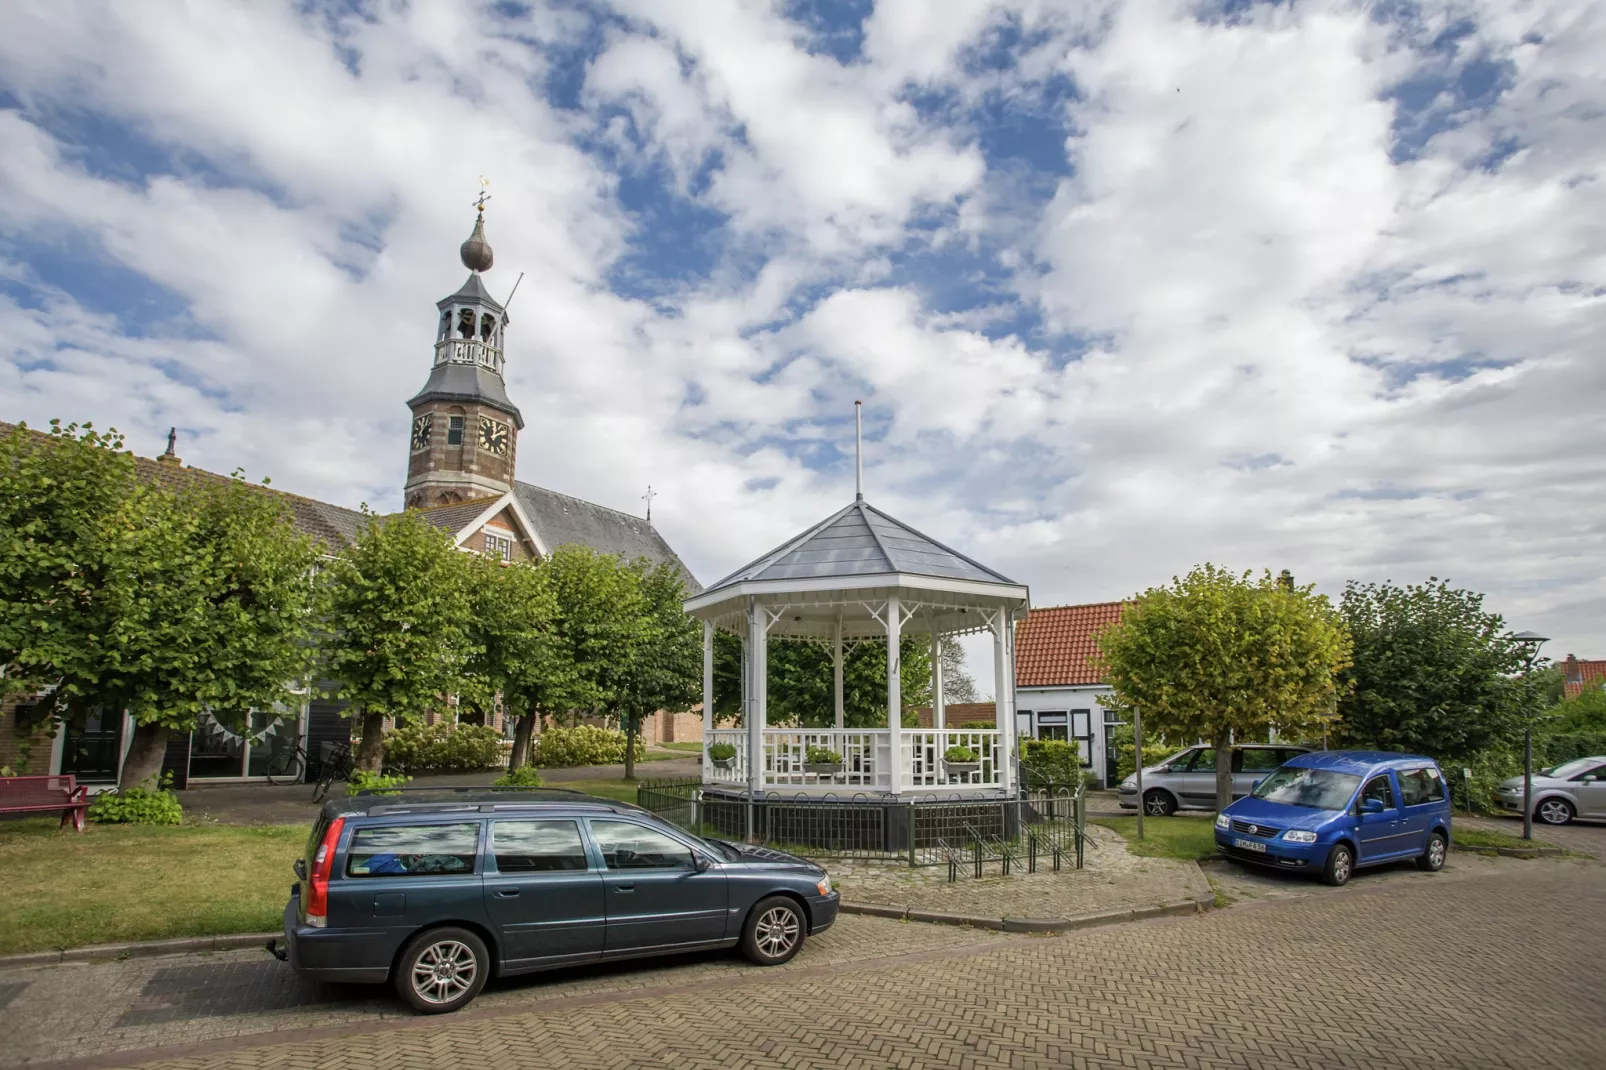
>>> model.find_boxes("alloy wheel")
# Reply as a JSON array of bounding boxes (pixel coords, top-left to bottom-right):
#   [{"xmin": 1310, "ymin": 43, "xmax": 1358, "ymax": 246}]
[
  {"xmin": 754, "ymin": 906, "xmax": 800, "ymax": 959},
  {"xmin": 1333, "ymin": 850, "xmax": 1352, "ymax": 884},
  {"xmin": 1428, "ymin": 835, "xmax": 1446, "ymax": 868},
  {"xmin": 1144, "ymin": 792, "xmax": 1172, "ymax": 817},
  {"xmin": 411, "ymin": 939, "xmax": 478, "ymax": 1005},
  {"xmin": 1537, "ymin": 799, "xmax": 1572, "ymax": 825}
]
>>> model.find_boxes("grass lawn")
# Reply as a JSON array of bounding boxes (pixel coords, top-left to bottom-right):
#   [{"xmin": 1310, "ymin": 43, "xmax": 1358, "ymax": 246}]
[
  {"xmin": 656, "ymin": 741, "xmax": 704, "ymax": 753},
  {"xmin": 1095, "ymin": 816, "xmax": 1220, "ymax": 862},
  {"xmin": 0, "ymin": 818, "xmax": 302, "ymax": 955},
  {"xmin": 1453, "ymin": 826, "xmax": 1558, "ymax": 850},
  {"xmin": 546, "ymin": 778, "xmax": 646, "ymax": 804}
]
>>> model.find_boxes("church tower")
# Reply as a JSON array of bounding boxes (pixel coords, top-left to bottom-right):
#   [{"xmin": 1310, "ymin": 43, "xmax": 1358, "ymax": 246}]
[{"xmin": 404, "ymin": 203, "xmax": 524, "ymax": 508}]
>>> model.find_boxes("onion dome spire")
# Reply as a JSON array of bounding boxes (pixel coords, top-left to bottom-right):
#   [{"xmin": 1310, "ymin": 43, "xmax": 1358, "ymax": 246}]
[{"xmin": 459, "ymin": 178, "xmax": 494, "ymax": 272}]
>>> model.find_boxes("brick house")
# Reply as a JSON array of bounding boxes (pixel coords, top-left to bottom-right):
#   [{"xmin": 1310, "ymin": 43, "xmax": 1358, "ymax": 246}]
[
  {"xmin": 0, "ymin": 208, "xmax": 697, "ymax": 787},
  {"xmin": 1562, "ymin": 655, "xmax": 1606, "ymax": 700},
  {"xmin": 1013, "ymin": 601, "xmax": 1127, "ymax": 788}
]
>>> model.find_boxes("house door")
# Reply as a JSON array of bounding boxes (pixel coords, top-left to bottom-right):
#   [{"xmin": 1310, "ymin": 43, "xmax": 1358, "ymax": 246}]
[
  {"xmin": 62, "ymin": 710, "xmax": 122, "ymax": 783},
  {"xmin": 1104, "ymin": 712, "xmax": 1124, "ymax": 790}
]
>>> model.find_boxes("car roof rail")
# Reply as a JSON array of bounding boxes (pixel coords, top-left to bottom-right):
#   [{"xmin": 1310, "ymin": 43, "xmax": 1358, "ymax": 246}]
[{"xmin": 351, "ymin": 785, "xmax": 592, "ymax": 798}]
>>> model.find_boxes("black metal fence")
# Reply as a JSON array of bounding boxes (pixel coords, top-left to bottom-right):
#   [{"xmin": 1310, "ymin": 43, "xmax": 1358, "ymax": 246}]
[{"xmin": 636, "ymin": 777, "xmax": 1086, "ymax": 875}]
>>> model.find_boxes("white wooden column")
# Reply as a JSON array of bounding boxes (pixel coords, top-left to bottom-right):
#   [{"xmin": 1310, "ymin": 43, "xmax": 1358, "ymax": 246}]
[
  {"xmin": 747, "ymin": 597, "xmax": 767, "ymax": 796},
  {"xmin": 886, "ymin": 593, "xmax": 902, "ymax": 794},
  {"xmin": 992, "ymin": 608, "xmax": 1012, "ymax": 794},
  {"xmin": 701, "ymin": 619, "xmax": 714, "ymax": 782},
  {"xmin": 832, "ymin": 617, "xmax": 845, "ymax": 730},
  {"xmin": 928, "ymin": 616, "xmax": 945, "ymax": 731}
]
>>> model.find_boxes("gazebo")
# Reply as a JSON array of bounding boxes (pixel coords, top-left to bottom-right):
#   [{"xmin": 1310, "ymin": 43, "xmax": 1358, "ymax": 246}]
[{"xmin": 685, "ymin": 456, "xmax": 1030, "ymax": 801}]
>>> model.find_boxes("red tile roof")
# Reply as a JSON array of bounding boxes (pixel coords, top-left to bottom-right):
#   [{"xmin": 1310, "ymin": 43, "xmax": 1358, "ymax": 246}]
[
  {"xmin": 1563, "ymin": 656, "xmax": 1606, "ymax": 700},
  {"xmin": 1015, "ymin": 601, "xmax": 1126, "ymax": 687}
]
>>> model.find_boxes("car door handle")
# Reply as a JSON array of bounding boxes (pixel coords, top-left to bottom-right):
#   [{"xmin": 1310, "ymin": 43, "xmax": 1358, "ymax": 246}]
[
  {"xmin": 614, "ymin": 884, "xmax": 635, "ymax": 893},
  {"xmin": 495, "ymin": 888, "xmax": 520, "ymax": 898}
]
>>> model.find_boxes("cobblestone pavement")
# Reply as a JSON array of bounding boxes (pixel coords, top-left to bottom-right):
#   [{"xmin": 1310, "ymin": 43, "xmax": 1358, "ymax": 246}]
[
  {"xmin": 7, "ymin": 852, "xmax": 1604, "ymax": 1070},
  {"xmin": 835, "ymin": 823, "xmax": 1211, "ymax": 919},
  {"xmin": 1456, "ymin": 811, "xmax": 1606, "ymax": 857}
]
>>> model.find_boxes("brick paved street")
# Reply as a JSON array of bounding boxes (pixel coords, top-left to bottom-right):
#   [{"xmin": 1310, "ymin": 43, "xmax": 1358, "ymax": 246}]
[{"xmin": 5, "ymin": 837, "xmax": 1605, "ymax": 1070}]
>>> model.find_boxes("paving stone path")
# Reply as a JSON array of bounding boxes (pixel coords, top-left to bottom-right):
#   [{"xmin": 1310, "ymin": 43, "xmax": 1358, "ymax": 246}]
[{"xmin": 6, "ymin": 831, "xmax": 1605, "ymax": 1069}]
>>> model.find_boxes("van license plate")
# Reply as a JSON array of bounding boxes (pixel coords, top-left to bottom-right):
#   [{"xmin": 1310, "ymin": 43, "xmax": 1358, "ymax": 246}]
[{"xmin": 1233, "ymin": 838, "xmax": 1267, "ymax": 853}]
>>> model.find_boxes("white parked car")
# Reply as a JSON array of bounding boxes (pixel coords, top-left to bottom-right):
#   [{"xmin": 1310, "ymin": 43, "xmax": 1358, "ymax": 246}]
[{"xmin": 1497, "ymin": 756, "xmax": 1606, "ymax": 825}]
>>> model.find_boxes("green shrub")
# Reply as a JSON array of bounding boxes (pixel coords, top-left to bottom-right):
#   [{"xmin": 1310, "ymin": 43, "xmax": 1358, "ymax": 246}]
[
  {"xmin": 531, "ymin": 725, "xmax": 645, "ymax": 768},
  {"xmin": 943, "ymin": 745, "xmax": 979, "ymax": 763},
  {"xmin": 707, "ymin": 742, "xmax": 737, "ymax": 762},
  {"xmin": 382, "ymin": 722, "xmax": 503, "ymax": 774},
  {"xmin": 1109, "ymin": 723, "xmax": 1182, "ymax": 780},
  {"xmin": 347, "ymin": 770, "xmax": 410, "ymax": 796},
  {"xmin": 956, "ymin": 720, "xmax": 995, "ymax": 730},
  {"xmin": 805, "ymin": 746, "xmax": 843, "ymax": 764},
  {"xmin": 88, "ymin": 776, "xmax": 183, "ymax": 826},
  {"xmin": 1019, "ymin": 738, "xmax": 1080, "ymax": 788},
  {"xmin": 1540, "ymin": 731, "xmax": 1606, "ymax": 767},
  {"xmin": 493, "ymin": 765, "xmax": 545, "ymax": 788}
]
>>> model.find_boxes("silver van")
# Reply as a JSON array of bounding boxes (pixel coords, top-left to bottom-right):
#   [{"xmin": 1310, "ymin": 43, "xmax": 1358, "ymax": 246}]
[{"xmin": 1118, "ymin": 744, "xmax": 1312, "ymax": 815}]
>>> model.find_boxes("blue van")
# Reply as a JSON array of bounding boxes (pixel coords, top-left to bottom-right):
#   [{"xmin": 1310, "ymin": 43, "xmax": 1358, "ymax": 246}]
[{"xmin": 1214, "ymin": 751, "xmax": 1452, "ymax": 886}]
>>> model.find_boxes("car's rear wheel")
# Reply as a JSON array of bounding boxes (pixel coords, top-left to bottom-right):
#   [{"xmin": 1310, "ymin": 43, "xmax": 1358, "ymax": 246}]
[
  {"xmin": 1416, "ymin": 830, "xmax": 1447, "ymax": 872},
  {"xmin": 1322, "ymin": 843, "xmax": 1354, "ymax": 887},
  {"xmin": 741, "ymin": 896, "xmax": 806, "ymax": 966},
  {"xmin": 1142, "ymin": 790, "xmax": 1176, "ymax": 817},
  {"xmin": 395, "ymin": 927, "xmax": 488, "ymax": 1014},
  {"xmin": 1536, "ymin": 798, "xmax": 1575, "ymax": 826}
]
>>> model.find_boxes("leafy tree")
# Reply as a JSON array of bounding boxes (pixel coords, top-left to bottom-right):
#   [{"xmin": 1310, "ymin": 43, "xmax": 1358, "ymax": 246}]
[
  {"xmin": 1550, "ymin": 685, "xmax": 1606, "ymax": 734},
  {"xmin": 939, "ymin": 637, "xmax": 980, "ymax": 704},
  {"xmin": 607, "ymin": 559, "xmax": 702, "ymax": 779},
  {"xmin": 322, "ymin": 509, "xmax": 477, "ymax": 772},
  {"xmin": 1, "ymin": 422, "xmax": 324, "ymax": 788},
  {"xmin": 716, "ymin": 633, "xmax": 932, "ymax": 728},
  {"xmin": 1334, "ymin": 578, "xmax": 1534, "ymax": 762},
  {"xmin": 541, "ymin": 542, "xmax": 644, "ymax": 725},
  {"xmin": 1098, "ymin": 564, "xmax": 1350, "ymax": 810},
  {"xmin": 460, "ymin": 556, "xmax": 581, "ymax": 771}
]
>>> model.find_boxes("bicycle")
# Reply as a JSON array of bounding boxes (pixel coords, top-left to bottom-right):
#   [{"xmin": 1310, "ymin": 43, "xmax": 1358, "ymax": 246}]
[
  {"xmin": 264, "ymin": 738, "xmax": 309, "ymax": 787},
  {"xmin": 311, "ymin": 741, "xmax": 355, "ymax": 804}
]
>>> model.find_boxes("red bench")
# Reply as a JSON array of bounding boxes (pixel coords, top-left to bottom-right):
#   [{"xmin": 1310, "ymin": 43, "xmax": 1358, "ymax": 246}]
[{"xmin": 0, "ymin": 775, "xmax": 91, "ymax": 832}]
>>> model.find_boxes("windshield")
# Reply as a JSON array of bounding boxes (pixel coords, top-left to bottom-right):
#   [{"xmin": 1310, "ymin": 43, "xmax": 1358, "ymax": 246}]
[
  {"xmin": 1251, "ymin": 766, "xmax": 1362, "ymax": 810},
  {"xmin": 1544, "ymin": 758, "xmax": 1598, "ymax": 781}
]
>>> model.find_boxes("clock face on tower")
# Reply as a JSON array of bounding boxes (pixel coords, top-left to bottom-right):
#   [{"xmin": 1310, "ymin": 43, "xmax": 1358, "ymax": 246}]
[
  {"xmin": 478, "ymin": 415, "xmax": 510, "ymax": 457},
  {"xmin": 410, "ymin": 414, "xmax": 433, "ymax": 452}
]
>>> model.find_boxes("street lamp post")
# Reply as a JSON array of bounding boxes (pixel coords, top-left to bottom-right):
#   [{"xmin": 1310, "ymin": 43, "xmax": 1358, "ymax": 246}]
[{"xmin": 1511, "ymin": 630, "xmax": 1550, "ymax": 842}]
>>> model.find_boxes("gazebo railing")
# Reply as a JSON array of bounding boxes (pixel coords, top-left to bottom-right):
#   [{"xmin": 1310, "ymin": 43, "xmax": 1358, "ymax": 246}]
[{"xmin": 707, "ymin": 727, "xmax": 1004, "ymax": 791}]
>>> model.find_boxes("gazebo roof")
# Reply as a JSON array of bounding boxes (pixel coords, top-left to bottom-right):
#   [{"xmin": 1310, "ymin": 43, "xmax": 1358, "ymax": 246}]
[{"xmin": 705, "ymin": 498, "xmax": 1016, "ymax": 593}]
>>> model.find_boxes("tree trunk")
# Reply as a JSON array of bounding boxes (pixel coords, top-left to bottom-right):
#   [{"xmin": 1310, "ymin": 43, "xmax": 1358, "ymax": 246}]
[
  {"xmin": 510, "ymin": 714, "xmax": 535, "ymax": 770},
  {"xmin": 623, "ymin": 714, "xmax": 637, "ymax": 780},
  {"xmin": 119, "ymin": 721, "xmax": 170, "ymax": 791},
  {"xmin": 356, "ymin": 710, "xmax": 386, "ymax": 772},
  {"xmin": 1214, "ymin": 726, "xmax": 1234, "ymax": 812}
]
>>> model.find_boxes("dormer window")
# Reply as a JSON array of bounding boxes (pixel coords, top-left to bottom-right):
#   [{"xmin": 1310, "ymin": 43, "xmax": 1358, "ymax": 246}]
[{"xmin": 485, "ymin": 533, "xmax": 513, "ymax": 562}]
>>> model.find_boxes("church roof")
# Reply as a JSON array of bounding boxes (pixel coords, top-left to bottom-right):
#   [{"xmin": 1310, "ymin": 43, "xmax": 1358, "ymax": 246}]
[
  {"xmin": 437, "ymin": 271, "xmax": 504, "ymax": 312},
  {"xmin": 702, "ymin": 498, "xmax": 1014, "ymax": 597},
  {"xmin": 514, "ymin": 481, "xmax": 701, "ymax": 592},
  {"xmin": 412, "ymin": 496, "xmax": 505, "ymax": 535}
]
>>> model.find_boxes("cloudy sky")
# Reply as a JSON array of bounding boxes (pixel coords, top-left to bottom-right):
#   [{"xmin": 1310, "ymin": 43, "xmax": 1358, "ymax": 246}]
[{"xmin": 1, "ymin": 0, "xmax": 1602, "ymax": 683}]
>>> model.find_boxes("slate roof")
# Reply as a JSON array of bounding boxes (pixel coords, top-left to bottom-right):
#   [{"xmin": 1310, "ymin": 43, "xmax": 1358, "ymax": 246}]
[
  {"xmin": 411, "ymin": 496, "xmax": 504, "ymax": 535},
  {"xmin": 437, "ymin": 271, "xmax": 505, "ymax": 312},
  {"xmin": 1015, "ymin": 601, "xmax": 1126, "ymax": 688},
  {"xmin": 702, "ymin": 499, "xmax": 1015, "ymax": 596},
  {"xmin": 1563, "ymin": 656, "xmax": 1606, "ymax": 700},
  {"xmin": 406, "ymin": 362, "xmax": 524, "ymax": 427},
  {"xmin": 514, "ymin": 481, "xmax": 701, "ymax": 592}
]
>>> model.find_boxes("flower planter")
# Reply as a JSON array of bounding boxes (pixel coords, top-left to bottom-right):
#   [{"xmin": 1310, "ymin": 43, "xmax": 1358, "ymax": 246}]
[
  {"xmin": 711, "ymin": 756, "xmax": 737, "ymax": 771},
  {"xmin": 944, "ymin": 761, "xmax": 981, "ymax": 778},
  {"xmin": 802, "ymin": 762, "xmax": 844, "ymax": 776}
]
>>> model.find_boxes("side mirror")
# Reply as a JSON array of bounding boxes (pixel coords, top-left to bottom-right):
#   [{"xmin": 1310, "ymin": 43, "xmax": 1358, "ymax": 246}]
[
  {"xmin": 293, "ymin": 858, "xmax": 307, "ymax": 881},
  {"xmin": 1252, "ymin": 777, "xmax": 1266, "ymax": 791},
  {"xmin": 692, "ymin": 853, "xmax": 714, "ymax": 872},
  {"xmin": 1359, "ymin": 798, "xmax": 1385, "ymax": 815},
  {"xmin": 1581, "ymin": 776, "xmax": 1598, "ymax": 784}
]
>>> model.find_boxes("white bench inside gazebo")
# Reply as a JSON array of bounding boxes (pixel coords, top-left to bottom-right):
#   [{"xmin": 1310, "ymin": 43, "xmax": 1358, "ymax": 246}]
[{"xmin": 684, "ymin": 456, "xmax": 1030, "ymax": 798}]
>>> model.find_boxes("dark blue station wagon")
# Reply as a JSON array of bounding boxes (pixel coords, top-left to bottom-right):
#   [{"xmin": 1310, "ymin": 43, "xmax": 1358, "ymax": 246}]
[{"xmin": 269, "ymin": 789, "xmax": 840, "ymax": 1013}]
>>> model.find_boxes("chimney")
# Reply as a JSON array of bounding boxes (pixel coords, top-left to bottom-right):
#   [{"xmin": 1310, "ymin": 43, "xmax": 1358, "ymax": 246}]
[{"xmin": 158, "ymin": 427, "xmax": 182, "ymax": 466}]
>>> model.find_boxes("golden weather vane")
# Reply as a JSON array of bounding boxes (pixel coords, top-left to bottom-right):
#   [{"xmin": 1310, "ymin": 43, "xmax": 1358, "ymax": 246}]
[{"xmin": 474, "ymin": 175, "xmax": 492, "ymax": 213}]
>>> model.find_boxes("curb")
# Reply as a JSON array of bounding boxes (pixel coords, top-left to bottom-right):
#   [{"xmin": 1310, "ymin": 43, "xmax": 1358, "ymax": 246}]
[
  {"xmin": 0, "ymin": 932, "xmax": 277, "ymax": 970},
  {"xmin": 840, "ymin": 895, "xmax": 1211, "ymax": 934},
  {"xmin": 1452, "ymin": 843, "xmax": 1564, "ymax": 859}
]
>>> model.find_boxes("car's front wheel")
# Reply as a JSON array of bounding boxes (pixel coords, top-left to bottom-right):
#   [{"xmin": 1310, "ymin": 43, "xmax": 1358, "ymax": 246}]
[
  {"xmin": 1536, "ymin": 797, "xmax": 1575, "ymax": 826},
  {"xmin": 395, "ymin": 927, "xmax": 489, "ymax": 1014},
  {"xmin": 741, "ymin": 896, "xmax": 806, "ymax": 966},
  {"xmin": 1322, "ymin": 843, "xmax": 1354, "ymax": 887},
  {"xmin": 1416, "ymin": 830, "xmax": 1447, "ymax": 872},
  {"xmin": 1142, "ymin": 790, "xmax": 1176, "ymax": 817}
]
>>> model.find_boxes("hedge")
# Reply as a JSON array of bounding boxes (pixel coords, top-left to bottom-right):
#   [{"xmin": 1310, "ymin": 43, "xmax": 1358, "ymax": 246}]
[
  {"xmin": 531, "ymin": 725, "xmax": 645, "ymax": 768},
  {"xmin": 382, "ymin": 722, "xmax": 504, "ymax": 774}
]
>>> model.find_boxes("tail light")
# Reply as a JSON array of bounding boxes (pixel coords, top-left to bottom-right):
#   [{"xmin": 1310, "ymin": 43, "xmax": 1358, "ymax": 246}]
[{"xmin": 303, "ymin": 817, "xmax": 345, "ymax": 929}]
